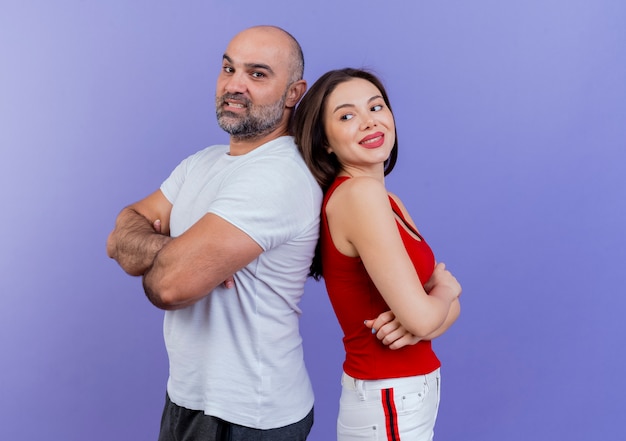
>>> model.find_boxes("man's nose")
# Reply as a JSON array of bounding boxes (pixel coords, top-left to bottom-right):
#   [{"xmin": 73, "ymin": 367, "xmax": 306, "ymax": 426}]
[{"xmin": 223, "ymin": 72, "xmax": 247, "ymax": 94}]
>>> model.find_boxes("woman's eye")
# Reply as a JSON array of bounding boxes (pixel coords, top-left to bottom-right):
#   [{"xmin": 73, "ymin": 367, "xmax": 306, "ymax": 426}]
[
  {"xmin": 340, "ymin": 114, "xmax": 354, "ymax": 121},
  {"xmin": 372, "ymin": 104, "xmax": 383, "ymax": 111}
]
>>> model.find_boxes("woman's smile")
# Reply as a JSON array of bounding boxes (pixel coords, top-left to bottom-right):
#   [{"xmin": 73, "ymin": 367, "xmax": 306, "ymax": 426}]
[{"xmin": 359, "ymin": 132, "xmax": 385, "ymax": 148}]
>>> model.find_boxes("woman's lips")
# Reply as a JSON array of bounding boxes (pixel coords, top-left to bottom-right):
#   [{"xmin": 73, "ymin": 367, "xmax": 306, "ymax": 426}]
[{"xmin": 359, "ymin": 132, "xmax": 385, "ymax": 149}]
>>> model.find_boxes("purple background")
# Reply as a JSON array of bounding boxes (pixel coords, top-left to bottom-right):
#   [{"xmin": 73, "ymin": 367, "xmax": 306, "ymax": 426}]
[{"xmin": 2, "ymin": 1, "xmax": 625, "ymax": 440}]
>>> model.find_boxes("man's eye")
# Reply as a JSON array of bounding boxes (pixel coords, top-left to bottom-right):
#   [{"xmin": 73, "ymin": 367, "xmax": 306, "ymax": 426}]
[
  {"xmin": 251, "ymin": 72, "xmax": 266, "ymax": 78},
  {"xmin": 223, "ymin": 66, "xmax": 234, "ymax": 73}
]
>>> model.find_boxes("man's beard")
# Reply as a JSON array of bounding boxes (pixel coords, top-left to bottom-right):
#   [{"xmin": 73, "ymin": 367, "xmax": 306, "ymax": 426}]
[{"xmin": 216, "ymin": 93, "xmax": 287, "ymax": 140}]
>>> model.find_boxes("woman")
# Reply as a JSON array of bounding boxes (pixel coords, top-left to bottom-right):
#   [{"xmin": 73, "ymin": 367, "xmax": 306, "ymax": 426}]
[{"xmin": 293, "ymin": 68, "xmax": 462, "ymax": 441}]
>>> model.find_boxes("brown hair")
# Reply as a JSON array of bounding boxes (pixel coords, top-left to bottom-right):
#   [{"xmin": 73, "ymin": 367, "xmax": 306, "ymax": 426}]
[{"xmin": 292, "ymin": 68, "xmax": 399, "ymax": 278}]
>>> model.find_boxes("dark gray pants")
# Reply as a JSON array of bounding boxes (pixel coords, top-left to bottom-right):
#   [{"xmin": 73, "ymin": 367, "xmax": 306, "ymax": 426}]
[{"xmin": 158, "ymin": 394, "xmax": 314, "ymax": 441}]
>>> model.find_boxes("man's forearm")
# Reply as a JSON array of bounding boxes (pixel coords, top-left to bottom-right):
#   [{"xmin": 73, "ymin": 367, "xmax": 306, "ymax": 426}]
[{"xmin": 106, "ymin": 207, "xmax": 171, "ymax": 276}]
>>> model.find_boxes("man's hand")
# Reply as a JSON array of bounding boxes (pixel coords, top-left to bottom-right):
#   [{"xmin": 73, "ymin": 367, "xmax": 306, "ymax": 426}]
[
  {"xmin": 223, "ymin": 276, "xmax": 235, "ymax": 289},
  {"xmin": 107, "ymin": 209, "xmax": 171, "ymax": 276},
  {"xmin": 364, "ymin": 311, "xmax": 421, "ymax": 350},
  {"xmin": 106, "ymin": 190, "xmax": 173, "ymax": 276},
  {"xmin": 153, "ymin": 219, "xmax": 163, "ymax": 233},
  {"xmin": 142, "ymin": 212, "xmax": 261, "ymax": 309}
]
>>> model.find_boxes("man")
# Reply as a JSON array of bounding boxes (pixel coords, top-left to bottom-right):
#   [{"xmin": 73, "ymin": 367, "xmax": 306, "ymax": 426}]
[{"xmin": 106, "ymin": 26, "xmax": 320, "ymax": 440}]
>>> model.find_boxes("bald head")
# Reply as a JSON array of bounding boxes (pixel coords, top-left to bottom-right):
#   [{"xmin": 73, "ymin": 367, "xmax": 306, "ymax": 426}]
[
  {"xmin": 231, "ymin": 26, "xmax": 304, "ymax": 85},
  {"xmin": 215, "ymin": 26, "xmax": 308, "ymax": 148}
]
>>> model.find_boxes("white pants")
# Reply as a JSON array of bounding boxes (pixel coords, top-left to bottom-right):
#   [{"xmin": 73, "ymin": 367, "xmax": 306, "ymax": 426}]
[{"xmin": 337, "ymin": 369, "xmax": 441, "ymax": 441}]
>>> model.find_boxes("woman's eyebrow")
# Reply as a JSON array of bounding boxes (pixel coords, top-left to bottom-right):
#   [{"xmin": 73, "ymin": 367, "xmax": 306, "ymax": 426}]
[{"xmin": 333, "ymin": 95, "xmax": 383, "ymax": 113}]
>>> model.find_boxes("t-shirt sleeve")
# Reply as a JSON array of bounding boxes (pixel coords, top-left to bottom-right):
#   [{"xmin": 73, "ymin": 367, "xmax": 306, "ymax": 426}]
[
  {"xmin": 207, "ymin": 158, "xmax": 318, "ymax": 251},
  {"xmin": 160, "ymin": 151, "xmax": 201, "ymax": 204}
]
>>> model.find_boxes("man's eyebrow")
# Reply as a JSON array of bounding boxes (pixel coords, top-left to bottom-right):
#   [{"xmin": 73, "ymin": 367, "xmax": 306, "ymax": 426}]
[
  {"xmin": 333, "ymin": 95, "xmax": 383, "ymax": 113},
  {"xmin": 222, "ymin": 54, "xmax": 274, "ymax": 75}
]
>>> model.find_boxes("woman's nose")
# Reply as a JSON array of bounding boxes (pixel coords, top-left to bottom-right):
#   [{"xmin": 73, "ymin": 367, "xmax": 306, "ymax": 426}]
[{"xmin": 361, "ymin": 117, "xmax": 376, "ymax": 130}]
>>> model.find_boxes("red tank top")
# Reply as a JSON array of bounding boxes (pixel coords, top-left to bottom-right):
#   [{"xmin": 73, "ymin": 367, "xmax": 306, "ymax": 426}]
[{"xmin": 321, "ymin": 177, "xmax": 441, "ymax": 379}]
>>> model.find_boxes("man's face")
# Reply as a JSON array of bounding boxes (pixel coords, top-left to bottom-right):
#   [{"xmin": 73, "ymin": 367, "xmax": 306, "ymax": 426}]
[
  {"xmin": 216, "ymin": 89, "xmax": 287, "ymax": 140},
  {"xmin": 215, "ymin": 28, "xmax": 293, "ymax": 140}
]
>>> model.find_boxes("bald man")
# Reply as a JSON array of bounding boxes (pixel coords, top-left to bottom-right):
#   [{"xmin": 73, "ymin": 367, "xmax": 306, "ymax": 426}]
[{"xmin": 107, "ymin": 26, "xmax": 320, "ymax": 440}]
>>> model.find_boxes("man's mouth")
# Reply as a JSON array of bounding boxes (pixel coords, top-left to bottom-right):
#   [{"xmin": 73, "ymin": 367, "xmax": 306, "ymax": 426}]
[{"xmin": 225, "ymin": 101, "xmax": 246, "ymax": 109}]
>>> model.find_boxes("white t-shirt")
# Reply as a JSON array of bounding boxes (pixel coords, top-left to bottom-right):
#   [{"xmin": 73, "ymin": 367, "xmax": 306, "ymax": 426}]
[{"xmin": 159, "ymin": 136, "xmax": 322, "ymax": 429}]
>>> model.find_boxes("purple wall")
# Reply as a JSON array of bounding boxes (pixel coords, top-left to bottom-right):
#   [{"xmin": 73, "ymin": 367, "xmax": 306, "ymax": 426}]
[{"xmin": 2, "ymin": 1, "xmax": 625, "ymax": 440}]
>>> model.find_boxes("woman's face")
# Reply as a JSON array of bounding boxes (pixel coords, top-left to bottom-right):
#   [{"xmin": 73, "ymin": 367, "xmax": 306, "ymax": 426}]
[{"xmin": 323, "ymin": 78, "xmax": 395, "ymax": 173}]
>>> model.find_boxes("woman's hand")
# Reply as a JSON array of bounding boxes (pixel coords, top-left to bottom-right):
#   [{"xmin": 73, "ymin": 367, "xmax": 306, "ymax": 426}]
[
  {"xmin": 424, "ymin": 262, "xmax": 462, "ymax": 301},
  {"xmin": 364, "ymin": 311, "xmax": 421, "ymax": 350},
  {"xmin": 364, "ymin": 263, "xmax": 461, "ymax": 349}
]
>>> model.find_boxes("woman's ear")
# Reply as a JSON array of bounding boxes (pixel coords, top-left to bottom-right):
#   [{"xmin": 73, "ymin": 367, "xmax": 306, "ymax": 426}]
[{"xmin": 286, "ymin": 79, "xmax": 307, "ymax": 108}]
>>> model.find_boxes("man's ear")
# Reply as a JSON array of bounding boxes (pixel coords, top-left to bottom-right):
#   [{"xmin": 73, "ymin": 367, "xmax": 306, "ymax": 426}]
[{"xmin": 285, "ymin": 79, "xmax": 307, "ymax": 108}]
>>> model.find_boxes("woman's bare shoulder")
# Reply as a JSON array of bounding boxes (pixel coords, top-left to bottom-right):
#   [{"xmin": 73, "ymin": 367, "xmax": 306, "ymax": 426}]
[{"xmin": 333, "ymin": 176, "xmax": 387, "ymax": 203}]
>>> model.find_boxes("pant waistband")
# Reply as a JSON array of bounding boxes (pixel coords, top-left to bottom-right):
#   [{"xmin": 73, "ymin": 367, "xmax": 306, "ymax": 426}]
[{"xmin": 341, "ymin": 369, "xmax": 440, "ymax": 391}]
